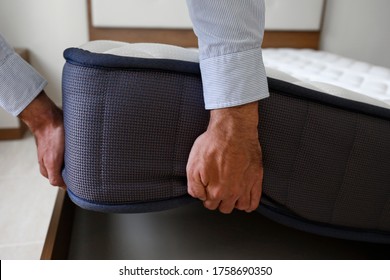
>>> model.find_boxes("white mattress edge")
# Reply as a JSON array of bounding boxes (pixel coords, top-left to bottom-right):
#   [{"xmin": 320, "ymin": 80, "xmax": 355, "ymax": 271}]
[{"xmin": 79, "ymin": 40, "xmax": 199, "ymax": 63}]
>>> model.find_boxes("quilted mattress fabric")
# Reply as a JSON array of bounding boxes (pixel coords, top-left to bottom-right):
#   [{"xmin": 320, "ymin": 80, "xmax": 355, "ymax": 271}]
[
  {"xmin": 263, "ymin": 48, "xmax": 390, "ymax": 101},
  {"xmin": 62, "ymin": 42, "xmax": 390, "ymax": 243}
]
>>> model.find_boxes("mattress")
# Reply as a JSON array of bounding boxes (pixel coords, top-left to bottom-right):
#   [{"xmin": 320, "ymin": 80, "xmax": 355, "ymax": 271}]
[
  {"xmin": 62, "ymin": 41, "xmax": 390, "ymax": 243},
  {"xmin": 263, "ymin": 48, "xmax": 390, "ymax": 108}
]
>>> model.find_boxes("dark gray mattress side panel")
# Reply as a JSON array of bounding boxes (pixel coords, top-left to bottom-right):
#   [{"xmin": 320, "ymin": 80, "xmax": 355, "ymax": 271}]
[
  {"xmin": 63, "ymin": 64, "xmax": 208, "ymax": 205},
  {"xmin": 259, "ymin": 90, "xmax": 390, "ymax": 231}
]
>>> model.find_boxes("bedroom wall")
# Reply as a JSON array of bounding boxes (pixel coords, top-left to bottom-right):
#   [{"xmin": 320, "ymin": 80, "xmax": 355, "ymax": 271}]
[
  {"xmin": 321, "ymin": 0, "xmax": 390, "ymax": 68},
  {"xmin": 0, "ymin": 0, "xmax": 89, "ymax": 108}
]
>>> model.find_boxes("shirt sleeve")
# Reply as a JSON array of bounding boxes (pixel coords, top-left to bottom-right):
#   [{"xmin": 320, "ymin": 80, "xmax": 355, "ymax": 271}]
[
  {"xmin": 0, "ymin": 33, "xmax": 47, "ymax": 116},
  {"xmin": 186, "ymin": 0, "xmax": 269, "ymax": 109}
]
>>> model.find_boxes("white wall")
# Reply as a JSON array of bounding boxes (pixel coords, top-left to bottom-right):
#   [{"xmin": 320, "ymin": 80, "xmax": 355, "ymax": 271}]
[
  {"xmin": 0, "ymin": 0, "xmax": 89, "ymax": 107},
  {"xmin": 321, "ymin": 0, "xmax": 390, "ymax": 68},
  {"xmin": 1, "ymin": 0, "xmax": 389, "ymax": 113},
  {"xmin": 92, "ymin": 0, "xmax": 324, "ymax": 31}
]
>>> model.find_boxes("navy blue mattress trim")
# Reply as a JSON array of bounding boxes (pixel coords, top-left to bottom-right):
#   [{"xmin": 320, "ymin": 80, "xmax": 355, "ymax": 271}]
[
  {"xmin": 63, "ymin": 48, "xmax": 201, "ymax": 75},
  {"xmin": 258, "ymin": 199, "xmax": 390, "ymax": 244},
  {"xmin": 268, "ymin": 77, "xmax": 390, "ymax": 121},
  {"xmin": 67, "ymin": 188, "xmax": 197, "ymax": 214}
]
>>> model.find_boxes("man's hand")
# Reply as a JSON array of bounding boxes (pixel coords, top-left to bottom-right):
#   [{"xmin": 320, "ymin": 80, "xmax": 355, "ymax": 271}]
[
  {"xmin": 186, "ymin": 102, "xmax": 263, "ymax": 214},
  {"xmin": 18, "ymin": 91, "xmax": 66, "ymax": 188}
]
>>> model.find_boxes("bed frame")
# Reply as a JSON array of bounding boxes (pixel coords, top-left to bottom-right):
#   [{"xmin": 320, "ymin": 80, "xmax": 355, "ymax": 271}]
[
  {"xmin": 87, "ymin": 0, "xmax": 324, "ymax": 49},
  {"xmin": 41, "ymin": 0, "xmax": 326, "ymax": 259}
]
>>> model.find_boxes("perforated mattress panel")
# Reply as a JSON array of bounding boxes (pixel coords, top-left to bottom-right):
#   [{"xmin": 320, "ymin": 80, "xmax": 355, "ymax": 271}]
[{"xmin": 62, "ymin": 41, "xmax": 390, "ymax": 243}]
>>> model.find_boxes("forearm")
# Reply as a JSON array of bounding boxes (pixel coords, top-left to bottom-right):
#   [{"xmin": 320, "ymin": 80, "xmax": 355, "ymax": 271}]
[
  {"xmin": 18, "ymin": 91, "xmax": 62, "ymax": 133},
  {"xmin": 208, "ymin": 101, "xmax": 259, "ymax": 140}
]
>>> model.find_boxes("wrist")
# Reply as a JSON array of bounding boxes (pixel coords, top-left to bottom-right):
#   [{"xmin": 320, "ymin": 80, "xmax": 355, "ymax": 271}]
[
  {"xmin": 18, "ymin": 91, "xmax": 62, "ymax": 134},
  {"xmin": 208, "ymin": 102, "xmax": 259, "ymax": 139}
]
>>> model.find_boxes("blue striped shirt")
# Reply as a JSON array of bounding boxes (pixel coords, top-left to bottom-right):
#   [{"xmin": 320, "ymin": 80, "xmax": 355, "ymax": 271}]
[
  {"xmin": 0, "ymin": 33, "xmax": 47, "ymax": 116},
  {"xmin": 187, "ymin": 0, "xmax": 269, "ymax": 109},
  {"xmin": 0, "ymin": 0, "xmax": 268, "ymax": 116}
]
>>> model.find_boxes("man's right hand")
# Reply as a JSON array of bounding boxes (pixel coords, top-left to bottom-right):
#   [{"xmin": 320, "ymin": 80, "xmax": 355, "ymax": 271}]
[
  {"xmin": 18, "ymin": 91, "xmax": 66, "ymax": 188},
  {"xmin": 186, "ymin": 101, "xmax": 263, "ymax": 214}
]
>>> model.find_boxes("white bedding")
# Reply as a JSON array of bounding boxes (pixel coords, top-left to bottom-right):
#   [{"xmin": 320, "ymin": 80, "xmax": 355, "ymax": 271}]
[{"xmin": 79, "ymin": 41, "xmax": 390, "ymax": 110}]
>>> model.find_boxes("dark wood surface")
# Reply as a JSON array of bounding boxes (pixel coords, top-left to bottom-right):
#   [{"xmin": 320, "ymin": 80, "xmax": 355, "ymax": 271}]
[{"xmin": 41, "ymin": 190, "xmax": 75, "ymax": 260}]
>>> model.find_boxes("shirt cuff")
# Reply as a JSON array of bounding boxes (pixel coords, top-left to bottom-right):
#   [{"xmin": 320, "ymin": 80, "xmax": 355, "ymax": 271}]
[
  {"xmin": 0, "ymin": 52, "xmax": 47, "ymax": 116},
  {"xmin": 200, "ymin": 47, "xmax": 269, "ymax": 110}
]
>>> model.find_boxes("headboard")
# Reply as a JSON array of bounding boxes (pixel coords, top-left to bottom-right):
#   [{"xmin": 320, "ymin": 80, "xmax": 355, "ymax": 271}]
[{"xmin": 87, "ymin": 0, "xmax": 326, "ymax": 49}]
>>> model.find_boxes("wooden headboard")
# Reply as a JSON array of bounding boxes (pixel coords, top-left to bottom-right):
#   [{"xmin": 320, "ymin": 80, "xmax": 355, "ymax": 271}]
[{"xmin": 87, "ymin": 0, "xmax": 326, "ymax": 49}]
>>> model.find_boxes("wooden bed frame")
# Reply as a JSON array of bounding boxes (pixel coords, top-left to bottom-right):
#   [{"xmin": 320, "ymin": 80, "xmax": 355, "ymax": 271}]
[
  {"xmin": 87, "ymin": 0, "xmax": 323, "ymax": 49},
  {"xmin": 41, "ymin": 0, "xmax": 325, "ymax": 259}
]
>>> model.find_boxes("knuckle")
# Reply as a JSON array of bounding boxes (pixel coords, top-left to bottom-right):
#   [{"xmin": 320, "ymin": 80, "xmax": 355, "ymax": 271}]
[
  {"xmin": 226, "ymin": 192, "xmax": 239, "ymax": 201},
  {"xmin": 45, "ymin": 160, "xmax": 56, "ymax": 171},
  {"xmin": 188, "ymin": 185, "xmax": 207, "ymax": 201},
  {"xmin": 188, "ymin": 188, "xmax": 199, "ymax": 198},
  {"xmin": 186, "ymin": 167, "xmax": 195, "ymax": 178},
  {"xmin": 207, "ymin": 193, "xmax": 219, "ymax": 201},
  {"xmin": 208, "ymin": 188, "xmax": 224, "ymax": 200}
]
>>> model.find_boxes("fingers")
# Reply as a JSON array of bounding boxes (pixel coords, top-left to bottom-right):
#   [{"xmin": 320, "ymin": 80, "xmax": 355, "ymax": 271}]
[
  {"xmin": 187, "ymin": 164, "xmax": 262, "ymax": 214},
  {"xmin": 248, "ymin": 178, "xmax": 262, "ymax": 213},
  {"xmin": 189, "ymin": 179, "xmax": 261, "ymax": 214},
  {"xmin": 217, "ymin": 199, "xmax": 236, "ymax": 214},
  {"xmin": 187, "ymin": 180, "xmax": 207, "ymax": 201},
  {"xmin": 35, "ymin": 127, "xmax": 66, "ymax": 188},
  {"xmin": 38, "ymin": 156, "xmax": 66, "ymax": 188},
  {"xmin": 209, "ymin": 177, "xmax": 262, "ymax": 214},
  {"xmin": 188, "ymin": 177, "xmax": 239, "ymax": 213},
  {"xmin": 186, "ymin": 138, "xmax": 208, "ymax": 202},
  {"xmin": 39, "ymin": 158, "xmax": 49, "ymax": 179},
  {"xmin": 247, "ymin": 165, "xmax": 263, "ymax": 212},
  {"xmin": 236, "ymin": 184, "xmax": 262, "ymax": 213},
  {"xmin": 46, "ymin": 161, "xmax": 66, "ymax": 188},
  {"xmin": 186, "ymin": 115, "xmax": 264, "ymax": 215},
  {"xmin": 205, "ymin": 186, "xmax": 236, "ymax": 213},
  {"xmin": 234, "ymin": 192, "xmax": 251, "ymax": 211},
  {"xmin": 203, "ymin": 199, "xmax": 221, "ymax": 211}
]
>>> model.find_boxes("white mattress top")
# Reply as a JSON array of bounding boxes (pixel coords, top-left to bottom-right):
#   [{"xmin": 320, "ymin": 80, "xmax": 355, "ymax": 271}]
[
  {"xmin": 263, "ymin": 48, "xmax": 390, "ymax": 109},
  {"xmin": 79, "ymin": 41, "xmax": 390, "ymax": 110}
]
